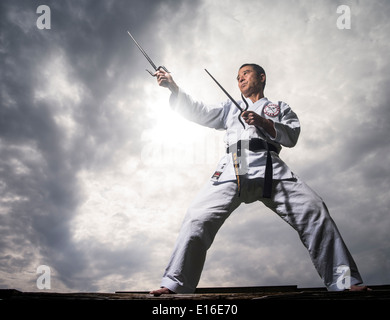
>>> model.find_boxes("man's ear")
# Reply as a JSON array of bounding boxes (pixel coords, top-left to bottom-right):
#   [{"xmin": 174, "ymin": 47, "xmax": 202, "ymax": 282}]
[{"xmin": 260, "ymin": 73, "xmax": 266, "ymax": 88}]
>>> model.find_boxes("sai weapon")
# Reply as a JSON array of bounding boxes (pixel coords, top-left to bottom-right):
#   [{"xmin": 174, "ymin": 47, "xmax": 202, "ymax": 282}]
[
  {"xmin": 204, "ymin": 69, "xmax": 275, "ymax": 198},
  {"xmin": 204, "ymin": 69, "xmax": 246, "ymax": 129},
  {"xmin": 127, "ymin": 30, "xmax": 170, "ymax": 77}
]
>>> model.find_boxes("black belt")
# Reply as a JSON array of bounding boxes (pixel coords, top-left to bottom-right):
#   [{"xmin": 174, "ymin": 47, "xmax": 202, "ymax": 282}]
[
  {"xmin": 226, "ymin": 139, "xmax": 279, "ymax": 155},
  {"xmin": 226, "ymin": 139, "xmax": 279, "ymax": 198}
]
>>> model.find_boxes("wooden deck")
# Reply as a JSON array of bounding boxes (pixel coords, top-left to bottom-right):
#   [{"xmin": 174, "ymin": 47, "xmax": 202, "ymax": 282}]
[
  {"xmin": 2, "ymin": 285, "xmax": 388, "ymax": 318},
  {"xmin": 1, "ymin": 284, "xmax": 389, "ymax": 300}
]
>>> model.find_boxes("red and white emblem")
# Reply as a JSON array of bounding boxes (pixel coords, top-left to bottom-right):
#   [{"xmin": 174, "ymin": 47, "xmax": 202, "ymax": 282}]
[{"xmin": 263, "ymin": 103, "xmax": 280, "ymax": 117}]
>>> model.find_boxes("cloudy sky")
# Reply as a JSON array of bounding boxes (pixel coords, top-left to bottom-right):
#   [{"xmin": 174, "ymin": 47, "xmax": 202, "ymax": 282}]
[{"xmin": 1, "ymin": 0, "xmax": 389, "ymax": 292}]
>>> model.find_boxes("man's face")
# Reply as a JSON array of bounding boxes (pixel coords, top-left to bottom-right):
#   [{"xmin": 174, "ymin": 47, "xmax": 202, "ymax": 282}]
[{"xmin": 237, "ymin": 66, "xmax": 264, "ymax": 97}]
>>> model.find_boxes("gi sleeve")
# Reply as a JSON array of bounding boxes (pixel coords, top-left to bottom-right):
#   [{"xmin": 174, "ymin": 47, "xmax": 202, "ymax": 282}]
[
  {"xmin": 267, "ymin": 102, "xmax": 301, "ymax": 148},
  {"xmin": 169, "ymin": 88, "xmax": 228, "ymax": 130}
]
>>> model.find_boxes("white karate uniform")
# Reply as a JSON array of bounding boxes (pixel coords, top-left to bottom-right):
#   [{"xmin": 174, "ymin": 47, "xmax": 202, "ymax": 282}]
[{"xmin": 159, "ymin": 89, "xmax": 363, "ymax": 292}]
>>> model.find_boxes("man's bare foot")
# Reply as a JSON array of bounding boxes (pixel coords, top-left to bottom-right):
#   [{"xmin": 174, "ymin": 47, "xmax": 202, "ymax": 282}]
[
  {"xmin": 150, "ymin": 287, "xmax": 176, "ymax": 296},
  {"xmin": 349, "ymin": 285, "xmax": 372, "ymax": 291}
]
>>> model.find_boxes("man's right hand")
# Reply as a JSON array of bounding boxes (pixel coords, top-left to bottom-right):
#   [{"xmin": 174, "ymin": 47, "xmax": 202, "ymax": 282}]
[{"xmin": 155, "ymin": 69, "xmax": 179, "ymax": 95}]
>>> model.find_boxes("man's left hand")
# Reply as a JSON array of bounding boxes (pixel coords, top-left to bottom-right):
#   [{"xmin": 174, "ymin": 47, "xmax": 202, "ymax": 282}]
[
  {"xmin": 241, "ymin": 111, "xmax": 276, "ymax": 138},
  {"xmin": 241, "ymin": 111, "xmax": 262, "ymax": 127}
]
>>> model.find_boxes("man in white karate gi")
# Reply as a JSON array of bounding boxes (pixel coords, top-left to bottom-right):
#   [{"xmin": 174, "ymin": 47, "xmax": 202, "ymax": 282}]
[{"xmin": 150, "ymin": 64, "xmax": 367, "ymax": 295}]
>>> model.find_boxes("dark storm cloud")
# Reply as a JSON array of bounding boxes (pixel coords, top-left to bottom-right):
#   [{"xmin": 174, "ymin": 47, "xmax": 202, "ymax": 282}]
[{"xmin": 0, "ymin": 0, "xmax": 202, "ymax": 290}]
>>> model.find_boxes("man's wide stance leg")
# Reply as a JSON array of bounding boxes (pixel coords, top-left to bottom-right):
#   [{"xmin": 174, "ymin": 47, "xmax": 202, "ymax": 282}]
[
  {"xmin": 264, "ymin": 175, "xmax": 363, "ymax": 291},
  {"xmin": 160, "ymin": 181, "xmax": 240, "ymax": 293}
]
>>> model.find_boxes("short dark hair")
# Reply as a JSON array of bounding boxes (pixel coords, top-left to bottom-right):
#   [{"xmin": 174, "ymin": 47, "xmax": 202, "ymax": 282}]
[{"xmin": 239, "ymin": 63, "xmax": 266, "ymax": 89}]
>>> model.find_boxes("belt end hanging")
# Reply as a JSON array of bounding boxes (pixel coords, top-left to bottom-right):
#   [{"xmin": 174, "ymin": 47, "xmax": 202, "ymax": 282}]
[{"xmin": 262, "ymin": 149, "xmax": 273, "ymax": 198}]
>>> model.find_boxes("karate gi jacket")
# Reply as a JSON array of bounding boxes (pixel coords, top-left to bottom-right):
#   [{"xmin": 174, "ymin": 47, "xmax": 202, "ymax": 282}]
[{"xmin": 170, "ymin": 88, "xmax": 301, "ymax": 183}]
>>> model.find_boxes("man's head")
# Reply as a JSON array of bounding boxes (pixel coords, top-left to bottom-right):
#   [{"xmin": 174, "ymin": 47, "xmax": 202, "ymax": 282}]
[{"xmin": 237, "ymin": 64, "xmax": 266, "ymax": 98}]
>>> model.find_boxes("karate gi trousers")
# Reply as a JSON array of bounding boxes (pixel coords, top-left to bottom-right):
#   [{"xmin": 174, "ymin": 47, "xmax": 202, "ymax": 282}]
[{"xmin": 160, "ymin": 175, "xmax": 363, "ymax": 292}]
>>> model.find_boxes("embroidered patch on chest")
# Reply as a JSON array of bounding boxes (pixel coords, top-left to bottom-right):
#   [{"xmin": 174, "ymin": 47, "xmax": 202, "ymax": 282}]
[{"xmin": 263, "ymin": 103, "xmax": 280, "ymax": 117}]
